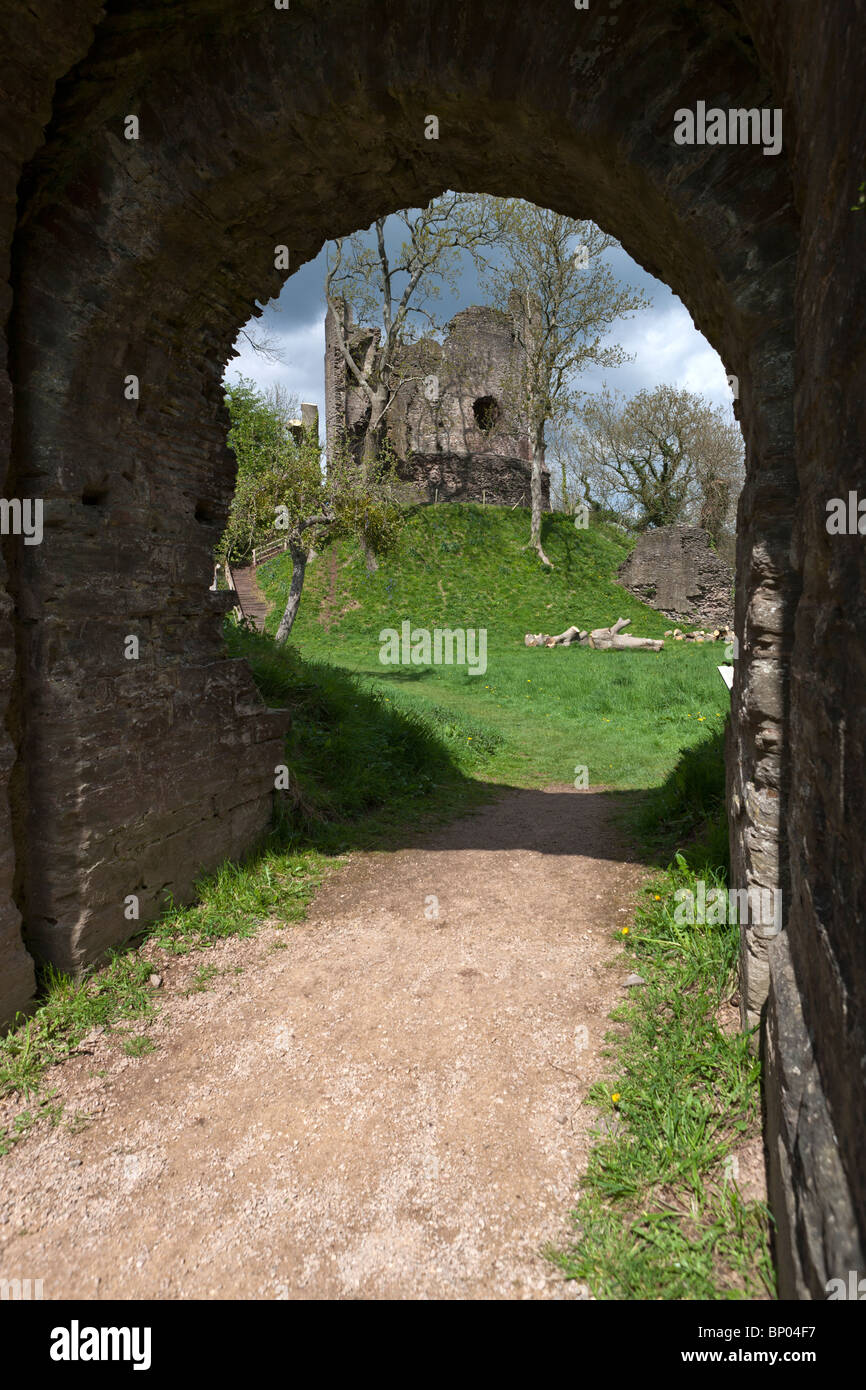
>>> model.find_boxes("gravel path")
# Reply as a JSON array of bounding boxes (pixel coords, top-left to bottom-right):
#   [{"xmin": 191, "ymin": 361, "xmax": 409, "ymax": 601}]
[{"xmin": 0, "ymin": 786, "xmax": 646, "ymax": 1300}]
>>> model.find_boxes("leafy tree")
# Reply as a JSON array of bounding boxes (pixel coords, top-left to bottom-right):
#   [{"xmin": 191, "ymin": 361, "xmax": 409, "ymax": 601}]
[
  {"xmin": 221, "ymin": 378, "xmax": 402, "ymax": 642},
  {"xmin": 572, "ymin": 384, "xmax": 744, "ymax": 538},
  {"xmin": 477, "ymin": 202, "xmax": 650, "ymax": 565}
]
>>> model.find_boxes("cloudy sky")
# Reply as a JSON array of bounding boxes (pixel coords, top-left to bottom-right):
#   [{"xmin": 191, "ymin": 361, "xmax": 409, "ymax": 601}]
[{"xmin": 223, "ymin": 208, "xmax": 736, "ymax": 437}]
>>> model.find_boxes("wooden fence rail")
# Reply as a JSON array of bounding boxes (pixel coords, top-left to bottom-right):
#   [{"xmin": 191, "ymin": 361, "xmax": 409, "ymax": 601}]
[{"xmin": 252, "ymin": 538, "xmax": 289, "ymax": 567}]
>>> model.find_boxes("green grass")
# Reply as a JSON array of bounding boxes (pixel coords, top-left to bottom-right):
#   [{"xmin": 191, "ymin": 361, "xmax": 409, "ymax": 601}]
[
  {"xmin": 0, "ymin": 958, "xmax": 156, "ymax": 1101},
  {"xmin": 222, "ymin": 622, "xmax": 498, "ymax": 848},
  {"xmin": 258, "ymin": 505, "xmax": 729, "ymax": 791},
  {"xmin": 550, "ymin": 739, "xmax": 773, "ymax": 1300},
  {"xmin": 0, "ymin": 503, "xmax": 768, "ymax": 1300}
]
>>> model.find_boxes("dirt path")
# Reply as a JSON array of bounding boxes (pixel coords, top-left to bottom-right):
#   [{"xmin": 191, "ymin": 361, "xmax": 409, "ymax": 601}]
[
  {"xmin": 0, "ymin": 787, "xmax": 647, "ymax": 1301},
  {"xmin": 317, "ymin": 548, "xmax": 339, "ymax": 631}
]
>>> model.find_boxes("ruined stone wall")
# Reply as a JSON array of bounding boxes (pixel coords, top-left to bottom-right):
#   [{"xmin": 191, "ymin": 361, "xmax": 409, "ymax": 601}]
[
  {"xmin": 617, "ymin": 526, "xmax": 734, "ymax": 628},
  {"xmin": 741, "ymin": 0, "xmax": 866, "ymax": 1299},
  {"xmin": 325, "ymin": 296, "xmax": 549, "ymax": 505}
]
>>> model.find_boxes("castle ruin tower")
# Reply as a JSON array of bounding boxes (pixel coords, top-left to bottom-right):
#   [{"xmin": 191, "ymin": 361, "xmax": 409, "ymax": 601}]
[{"xmin": 323, "ymin": 296, "xmax": 550, "ymax": 506}]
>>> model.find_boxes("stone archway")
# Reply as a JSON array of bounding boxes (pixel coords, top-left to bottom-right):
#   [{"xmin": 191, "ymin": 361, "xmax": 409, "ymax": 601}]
[{"xmin": 1, "ymin": 0, "xmax": 863, "ymax": 1298}]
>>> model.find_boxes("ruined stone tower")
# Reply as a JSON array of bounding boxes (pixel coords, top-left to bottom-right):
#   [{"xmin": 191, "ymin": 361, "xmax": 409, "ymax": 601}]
[{"xmin": 324, "ymin": 292, "xmax": 550, "ymax": 506}]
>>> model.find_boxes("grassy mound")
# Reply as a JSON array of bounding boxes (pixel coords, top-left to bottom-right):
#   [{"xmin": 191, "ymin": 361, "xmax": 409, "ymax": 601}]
[{"xmin": 258, "ymin": 505, "xmax": 730, "ymax": 791}]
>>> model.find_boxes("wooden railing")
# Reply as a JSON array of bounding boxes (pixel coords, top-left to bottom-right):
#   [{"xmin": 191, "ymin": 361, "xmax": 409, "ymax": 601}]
[
  {"xmin": 222, "ymin": 558, "xmax": 243, "ymax": 622},
  {"xmin": 252, "ymin": 537, "xmax": 289, "ymax": 567}
]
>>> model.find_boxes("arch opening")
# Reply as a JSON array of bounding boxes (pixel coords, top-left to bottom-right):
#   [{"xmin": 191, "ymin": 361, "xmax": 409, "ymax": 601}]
[
  {"xmin": 15, "ymin": 0, "xmax": 863, "ymax": 1299},
  {"xmin": 8, "ymin": 0, "xmax": 796, "ymax": 1123},
  {"xmin": 13, "ymin": 0, "xmax": 795, "ymax": 985}
]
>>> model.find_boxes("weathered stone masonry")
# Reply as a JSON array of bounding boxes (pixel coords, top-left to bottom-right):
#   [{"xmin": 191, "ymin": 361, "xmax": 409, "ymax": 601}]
[
  {"xmin": 325, "ymin": 293, "xmax": 551, "ymax": 506},
  {"xmin": 617, "ymin": 525, "xmax": 734, "ymax": 629},
  {"xmin": 0, "ymin": 0, "xmax": 863, "ymax": 1297}
]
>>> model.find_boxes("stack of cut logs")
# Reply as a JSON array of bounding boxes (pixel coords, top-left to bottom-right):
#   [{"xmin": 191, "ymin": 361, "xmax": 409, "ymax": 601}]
[
  {"xmin": 664, "ymin": 626, "xmax": 734, "ymax": 644},
  {"xmin": 524, "ymin": 617, "xmax": 663, "ymax": 652}
]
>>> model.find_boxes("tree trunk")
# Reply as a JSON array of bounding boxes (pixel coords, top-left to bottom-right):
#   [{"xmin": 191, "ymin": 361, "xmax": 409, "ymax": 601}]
[
  {"xmin": 275, "ymin": 543, "xmax": 308, "ymax": 644},
  {"xmin": 361, "ymin": 383, "xmax": 388, "ymax": 467},
  {"xmin": 529, "ymin": 419, "xmax": 552, "ymax": 566},
  {"xmin": 525, "ymin": 617, "xmax": 663, "ymax": 651},
  {"xmin": 602, "ymin": 633, "xmax": 664, "ymax": 650},
  {"xmin": 523, "ymin": 625, "xmax": 586, "ymax": 647},
  {"xmin": 362, "ymin": 423, "xmax": 379, "ymax": 468},
  {"xmin": 360, "ymin": 386, "xmax": 388, "ymax": 572},
  {"xmin": 588, "ymin": 619, "xmax": 663, "ymax": 651}
]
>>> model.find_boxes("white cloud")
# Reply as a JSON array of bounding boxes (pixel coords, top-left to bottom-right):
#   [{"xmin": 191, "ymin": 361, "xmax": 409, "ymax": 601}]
[
  {"xmin": 224, "ymin": 316, "xmax": 327, "ymax": 432},
  {"xmin": 223, "ymin": 227, "xmax": 738, "ymax": 435},
  {"xmin": 578, "ymin": 298, "xmax": 735, "ymax": 413}
]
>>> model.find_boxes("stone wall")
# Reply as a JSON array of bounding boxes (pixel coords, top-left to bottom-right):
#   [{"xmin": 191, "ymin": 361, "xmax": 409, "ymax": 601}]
[
  {"xmin": 617, "ymin": 526, "xmax": 733, "ymax": 628},
  {"xmin": 2, "ymin": 0, "xmax": 292, "ymax": 998},
  {"xmin": 325, "ymin": 295, "xmax": 550, "ymax": 505},
  {"xmin": 0, "ymin": 0, "xmax": 108, "ymax": 1027},
  {"xmin": 396, "ymin": 450, "xmax": 541, "ymax": 507},
  {"xmin": 0, "ymin": 0, "xmax": 862, "ymax": 1295},
  {"xmin": 745, "ymin": 0, "xmax": 866, "ymax": 1298}
]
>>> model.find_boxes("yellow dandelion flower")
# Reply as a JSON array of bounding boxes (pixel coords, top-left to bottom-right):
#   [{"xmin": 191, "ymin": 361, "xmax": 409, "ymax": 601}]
[{"xmin": 611, "ymin": 1093, "xmax": 621, "ymax": 1104}]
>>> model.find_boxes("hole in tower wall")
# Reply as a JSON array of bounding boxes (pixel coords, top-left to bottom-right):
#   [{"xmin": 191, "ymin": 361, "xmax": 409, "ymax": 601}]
[
  {"xmin": 81, "ymin": 487, "xmax": 108, "ymax": 506},
  {"xmin": 473, "ymin": 396, "xmax": 500, "ymax": 434}
]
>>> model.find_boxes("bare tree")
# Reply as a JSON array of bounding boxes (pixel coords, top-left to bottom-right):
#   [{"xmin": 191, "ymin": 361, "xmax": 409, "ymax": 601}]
[
  {"xmin": 546, "ymin": 414, "xmax": 618, "ymax": 515},
  {"xmin": 478, "ymin": 202, "xmax": 650, "ymax": 565},
  {"xmin": 236, "ymin": 323, "xmax": 289, "ymax": 366},
  {"xmin": 691, "ymin": 405, "xmax": 744, "ymax": 544},
  {"xmin": 264, "ymin": 382, "xmax": 301, "ymax": 426},
  {"xmin": 324, "ymin": 195, "xmax": 512, "ymax": 468}
]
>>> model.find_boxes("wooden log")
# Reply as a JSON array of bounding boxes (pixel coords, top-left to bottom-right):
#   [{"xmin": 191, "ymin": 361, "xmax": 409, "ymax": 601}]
[
  {"xmin": 587, "ymin": 617, "xmax": 627, "ymax": 648},
  {"xmin": 588, "ymin": 617, "xmax": 662, "ymax": 651},
  {"xmin": 525, "ymin": 626, "xmax": 587, "ymax": 647},
  {"xmin": 526, "ymin": 615, "xmax": 660, "ymax": 651},
  {"xmin": 546, "ymin": 625, "xmax": 585, "ymax": 646},
  {"xmin": 596, "ymin": 632, "xmax": 664, "ymax": 652}
]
